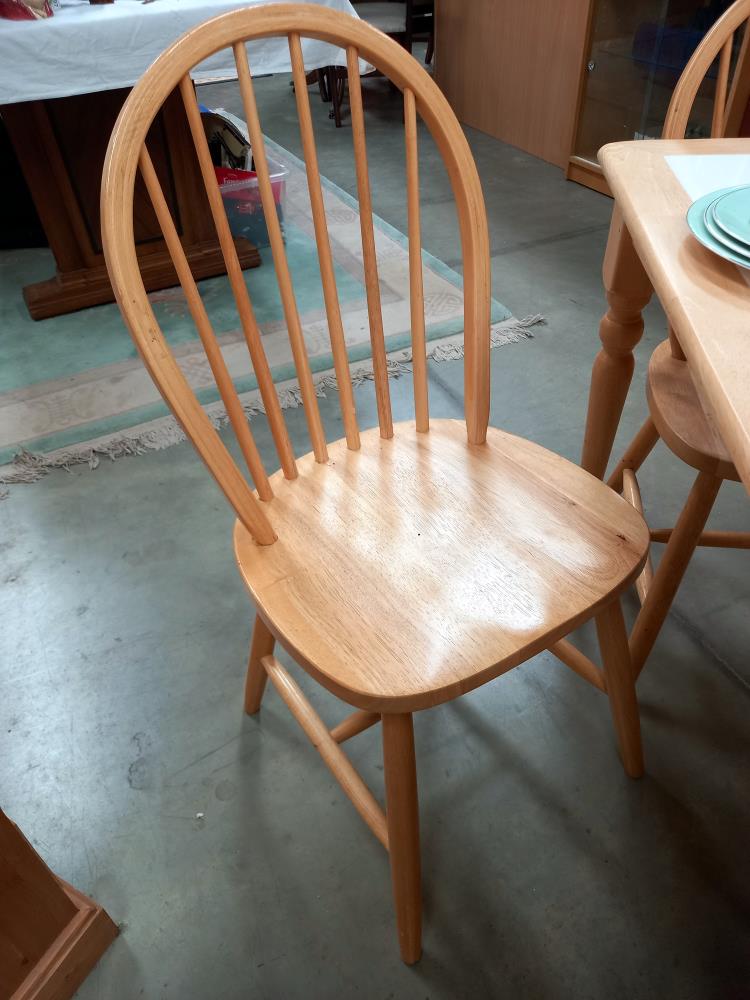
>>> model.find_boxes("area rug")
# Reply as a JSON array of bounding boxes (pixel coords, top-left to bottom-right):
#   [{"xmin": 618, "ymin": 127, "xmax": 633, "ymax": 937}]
[{"xmin": 0, "ymin": 132, "xmax": 541, "ymax": 488}]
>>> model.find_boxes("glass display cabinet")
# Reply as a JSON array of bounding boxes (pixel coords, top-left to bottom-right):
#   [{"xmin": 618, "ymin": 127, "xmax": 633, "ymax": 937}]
[{"xmin": 568, "ymin": 0, "xmax": 749, "ymax": 192}]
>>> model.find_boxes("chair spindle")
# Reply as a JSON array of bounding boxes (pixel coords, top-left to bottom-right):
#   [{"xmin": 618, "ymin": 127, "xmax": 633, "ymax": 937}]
[
  {"xmin": 139, "ymin": 145, "xmax": 272, "ymax": 500},
  {"xmin": 288, "ymin": 33, "xmax": 360, "ymax": 452},
  {"xmin": 404, "ymin": 87, "xmax": 428, "ymax": 433},
  {"xmin": 346, "ymin": 44, "xmax": 394, "ymax": 440},
  {"xmin": 178, "ymin": 74, "xmax": 298, "ymax": 481},
  {"xmin": 712, "ymin": 35, "xmax": 733, "ymax": 136},
  {"xmin": 233, "ymin": 42, "xmax": 329, "ymax": 464},
  {"xmin": 724, "ymin": 22, "xmax": 750, "ymax": 134}
]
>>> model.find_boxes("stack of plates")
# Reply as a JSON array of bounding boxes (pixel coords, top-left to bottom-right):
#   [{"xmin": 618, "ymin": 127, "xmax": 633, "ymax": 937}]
[{"xmin": 687, "ymin": 184, "xmax": 750, "ymax": 270}]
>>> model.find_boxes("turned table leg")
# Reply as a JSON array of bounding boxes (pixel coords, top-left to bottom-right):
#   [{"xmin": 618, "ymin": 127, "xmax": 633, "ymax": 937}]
[{"xmin": 581, "ymin": 206, "xmax": 653, "ymax": 480}]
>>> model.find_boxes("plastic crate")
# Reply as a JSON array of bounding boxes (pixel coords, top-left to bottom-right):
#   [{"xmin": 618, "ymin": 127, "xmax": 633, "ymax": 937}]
[{"xmin": 215, "ymin": 157, "xmax": 289, "ymax": 248}]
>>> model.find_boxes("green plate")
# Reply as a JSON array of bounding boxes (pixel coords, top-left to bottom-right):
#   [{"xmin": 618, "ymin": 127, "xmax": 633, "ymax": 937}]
[
  {"xmin": 711, "ymin": 184, "xmax": 750, "ymax": 244},
  {"xmin": 687, "ymin": 186, "xmax": 750, "ymax": 270},
  {"xmin": 704, "ymin": 201, "xmax": 750, "ymax": 259}
]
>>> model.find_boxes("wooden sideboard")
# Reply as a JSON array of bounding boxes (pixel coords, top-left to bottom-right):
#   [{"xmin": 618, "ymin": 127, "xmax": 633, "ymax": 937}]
[
  {"xmin": 434, "ymin": 0, "xmax": 593, "ymax": 168},
  {"xmin": 2, "ymin": 86, "xmax": 260, "ymax": 320},
  {"xmin": 435, "ymin": 0, "xmax": 750, "ymax": 194}
]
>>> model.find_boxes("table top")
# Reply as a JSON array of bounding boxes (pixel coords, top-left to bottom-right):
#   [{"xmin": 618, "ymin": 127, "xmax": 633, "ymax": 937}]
[
  {"xmin": 600, "ymin": 138, "xmax": 750, "ymax": 494},
  {"xmin": 0, "ymin": 0, "xmax": 358, "ymax": 105}
]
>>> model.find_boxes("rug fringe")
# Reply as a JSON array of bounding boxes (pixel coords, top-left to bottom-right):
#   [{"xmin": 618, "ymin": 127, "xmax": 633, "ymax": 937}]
[{"xmin": 0, "ymin": 315, "xmax": 544, "ymax": 496}]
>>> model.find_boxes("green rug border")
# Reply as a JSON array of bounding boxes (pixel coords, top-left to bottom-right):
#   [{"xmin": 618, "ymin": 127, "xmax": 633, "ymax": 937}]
[{"xmin": 3, "ymin": 139, "xmax": 510, "ymax": 463}]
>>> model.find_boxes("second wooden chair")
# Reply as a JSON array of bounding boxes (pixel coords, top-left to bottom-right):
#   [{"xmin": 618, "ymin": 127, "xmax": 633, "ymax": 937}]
[{"xmin": 611, "ymin": 0, "xmax": 750, "ymax": 677}]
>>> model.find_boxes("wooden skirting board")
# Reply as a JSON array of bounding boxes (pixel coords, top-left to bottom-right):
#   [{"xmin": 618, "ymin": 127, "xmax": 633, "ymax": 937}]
[
  {"xmin": 1, "ymin": 811, "xmax": 118, "ymax": 1000},
  {"xmin": 23, "ymin": 236, "xmax": 259, "ymax": 321},
  {"xmin": 566, "ymin": 156, "xmax": 612, "ymax": 197}
]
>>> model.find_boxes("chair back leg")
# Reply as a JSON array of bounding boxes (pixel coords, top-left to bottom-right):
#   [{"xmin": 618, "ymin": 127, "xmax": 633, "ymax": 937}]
[
  {"xmin": 607, "ymin": 416, "xmax": 660, "ymax": 493},
  {"xmin": 629, "ymin": 470, "xmax": 722, "ymax": 677},
  {"xmin": 244, "ymin": 614, "xmax": 275, "ymax": 715},
  {"xmin": 596, "ymin": 598, "xmax": 644, "ymax": 778}
]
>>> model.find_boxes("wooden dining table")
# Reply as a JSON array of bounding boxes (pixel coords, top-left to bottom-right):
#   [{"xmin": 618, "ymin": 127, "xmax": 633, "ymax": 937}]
[{"xmin": 581, "ymin": 137, "xmax": 750, "ymax": 495}]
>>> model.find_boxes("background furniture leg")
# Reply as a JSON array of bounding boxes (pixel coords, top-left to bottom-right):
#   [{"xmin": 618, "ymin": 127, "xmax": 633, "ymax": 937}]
[
  {"xmin": 382, "ymin": 713, "xmax": 421, "ymax": 964},
  {"xmin": 329, "ymin": 67, "xmax": 344, "ymax": 126},
  {"xmin": 318, "ymin": 66, "xmax": 331, "ymax": 102}
]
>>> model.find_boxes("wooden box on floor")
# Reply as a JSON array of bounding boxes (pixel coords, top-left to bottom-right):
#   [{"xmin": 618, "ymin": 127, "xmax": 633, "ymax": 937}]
[{"xmin": 0, "ymin": 810, "xmax": 117, "ymax": 1000}]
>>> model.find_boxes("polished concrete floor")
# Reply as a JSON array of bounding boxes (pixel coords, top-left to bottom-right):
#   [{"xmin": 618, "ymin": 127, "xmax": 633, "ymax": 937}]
[{"xmin": 2, "ymin": 68, "xmax": 749, "ymax": 1000}]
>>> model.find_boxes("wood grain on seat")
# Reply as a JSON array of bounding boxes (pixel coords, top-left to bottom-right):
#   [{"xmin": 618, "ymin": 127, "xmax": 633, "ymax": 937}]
[{"xmin": 235, "ymin": 420, "xmax": 649, "ymax": 712}]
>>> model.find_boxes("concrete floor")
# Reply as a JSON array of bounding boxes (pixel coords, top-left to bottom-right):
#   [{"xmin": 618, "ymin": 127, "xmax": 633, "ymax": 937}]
[{"xmin": 2, "ymin": 67, "xmax": 749, "ymax": 1000}]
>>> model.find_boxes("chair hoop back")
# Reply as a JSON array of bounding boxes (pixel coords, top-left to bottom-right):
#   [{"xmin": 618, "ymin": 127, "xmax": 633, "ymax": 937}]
[
  {"xmin": 663, "ymin": 0, "xmax": 750, "ymax": 139},
  {"xmin": 102, "ymin": 4, "xmax": 490, "ymax": 543}
]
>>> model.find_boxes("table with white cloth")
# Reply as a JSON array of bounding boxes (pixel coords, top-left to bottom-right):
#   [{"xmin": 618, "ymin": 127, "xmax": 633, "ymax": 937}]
[{"xmin": 0, "ymin": 0, "xmax": 358, "ymax": 319}]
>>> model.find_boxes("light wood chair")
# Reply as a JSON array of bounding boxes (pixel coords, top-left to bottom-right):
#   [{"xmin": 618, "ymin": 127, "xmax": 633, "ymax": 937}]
[
  {"xmin": 102, "ymin": 4, "xmax": 649, "ymax": 963},
  {"xmin": 610, "ymin": 0, "xmax": 750, "ymax": 678}
]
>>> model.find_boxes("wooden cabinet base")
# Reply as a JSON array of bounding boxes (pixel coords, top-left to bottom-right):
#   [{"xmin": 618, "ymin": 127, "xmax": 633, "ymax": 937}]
[
  {"xmin": 2, "ymin": 86, "xmax": 262, "ymax": 321},
  {"xmin": 565, "ymin": 156, "xmax": 612, "ymax": 198},
  {"xmin": 11, "ymin": 880, "xmax": 118, "ymax": 1000},
  {"xmin": 1, "ymin": 811, "xmax": 118, "ymax": 1000},
  {"xmin": 23, "ymin": 236, "xmax": 260, "ymax": 321}
]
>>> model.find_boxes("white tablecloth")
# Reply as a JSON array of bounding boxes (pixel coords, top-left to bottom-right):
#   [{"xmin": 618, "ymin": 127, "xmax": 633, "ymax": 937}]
[{"xmin": 0, "ymin": 0, "xmax": 358, "ymax": 105}]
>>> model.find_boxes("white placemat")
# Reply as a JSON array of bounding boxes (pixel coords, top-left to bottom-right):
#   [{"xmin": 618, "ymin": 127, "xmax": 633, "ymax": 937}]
[
  {"xmin": 666, "ymin": 153, "xmax": 750, "ymax": 201},
  {"xmin": 667, "ymin": 153, "xmax": 750, "ymax": 284}
]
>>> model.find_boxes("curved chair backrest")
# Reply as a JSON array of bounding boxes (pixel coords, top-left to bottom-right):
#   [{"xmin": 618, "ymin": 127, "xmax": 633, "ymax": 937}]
[
  {"xmin": 101, "ymin": 4, "xmax": 490, "ymax": 545},
  {"xmin": 663, "ymin": 0, "xmax": 750, "ymax": 139}
]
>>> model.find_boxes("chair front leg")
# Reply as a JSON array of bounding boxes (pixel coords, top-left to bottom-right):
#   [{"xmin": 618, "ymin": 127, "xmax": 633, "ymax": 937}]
[
  {"xmin": 595, "ymin": 598, "xmax": 644, "ymax": 778},
  {"xmin": 382, "ymin": 712, "xmax": 422, "ymax": 964},
  {"xmin": 244, "ymin": 613, "xmax": 275, "ymax": 715}
]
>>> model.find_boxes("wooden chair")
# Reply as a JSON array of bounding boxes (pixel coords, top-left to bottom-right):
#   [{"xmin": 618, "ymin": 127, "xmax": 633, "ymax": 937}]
[
  {"xmin": 102, "ymin": 4, "xmax": 649, "ymax": 963},
  {"xmin": 610, "ymin": 0, "xmax": 750, "ymax": 678}
]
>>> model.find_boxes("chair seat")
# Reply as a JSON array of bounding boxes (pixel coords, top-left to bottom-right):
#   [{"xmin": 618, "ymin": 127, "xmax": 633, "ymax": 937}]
[
  {"xmin": 647, "ymin": 339, "xmax": 740, "ymax": 481},
  {"xmin": 353, "ymin": 2, "xmax": 407, "ymax": 34},
  {"xmin": 234, "ymin": 420, "xmax": 649, "ymax": 712}
]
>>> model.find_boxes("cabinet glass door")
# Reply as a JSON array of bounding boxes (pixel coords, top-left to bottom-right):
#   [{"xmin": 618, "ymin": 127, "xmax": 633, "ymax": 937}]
[{"xmin": 573, "ymin": 0, "xmax": 739, "ymax": 165}]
